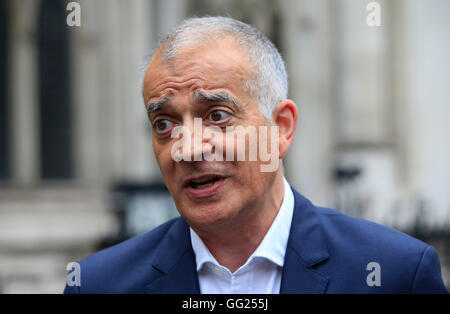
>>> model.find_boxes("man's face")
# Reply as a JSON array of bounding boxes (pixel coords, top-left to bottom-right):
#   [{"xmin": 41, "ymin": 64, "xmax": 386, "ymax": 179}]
[{"xmin": 143, "ymin": 37, "xmax": 279, "ymax": 232}]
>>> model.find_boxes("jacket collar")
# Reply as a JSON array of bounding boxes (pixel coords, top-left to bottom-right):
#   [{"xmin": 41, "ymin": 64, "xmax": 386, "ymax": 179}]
[
  {"xmin": 146, "ymin": 186, "xmax": 330, "ymax": 294},
  {"xmin": 146, "ymin": 218, "xmax": 200, "ymax": 294},
  {"xmin": 279, "ymin": 187, "xmax": 329, "ymax": 293},
  {"xmin": 190, "ymin": 178, "xmax": 295, "ymax": 272}
]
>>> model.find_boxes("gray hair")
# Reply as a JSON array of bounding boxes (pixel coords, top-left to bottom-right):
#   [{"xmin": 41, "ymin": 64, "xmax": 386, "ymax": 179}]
[{"xmin": 144, "ymin": 16, "xmax": 288, "ymax": 122}]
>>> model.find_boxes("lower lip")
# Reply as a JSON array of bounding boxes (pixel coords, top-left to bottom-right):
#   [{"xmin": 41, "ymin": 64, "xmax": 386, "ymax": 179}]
[{"xmin": 184, "ymin": 178, "xmax": 226, "ymax": 198}]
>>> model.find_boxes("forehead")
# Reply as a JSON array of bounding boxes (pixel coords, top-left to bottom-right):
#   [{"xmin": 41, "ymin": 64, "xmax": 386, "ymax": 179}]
[{"xmin": 143, "ymin": 37, "xmax": 252, "ymax": 104}]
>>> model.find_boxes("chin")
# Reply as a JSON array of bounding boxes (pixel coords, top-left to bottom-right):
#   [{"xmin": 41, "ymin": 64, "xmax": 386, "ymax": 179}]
[{"xmin": 182, "ymin": 203, "xmax": 236, "ymax": 230}]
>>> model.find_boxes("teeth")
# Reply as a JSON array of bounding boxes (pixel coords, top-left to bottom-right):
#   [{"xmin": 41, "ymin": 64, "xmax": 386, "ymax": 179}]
[
  {"xmin": 192, "ymin": 177, "xmax": 214, "ymax": 184},
  {"xmin": 189, "ymin": 177, "xmax": 221, "ymax": 189},
  {"xmin": 193, "ymin": 182, "xmax": 215, "ymax": 189}
]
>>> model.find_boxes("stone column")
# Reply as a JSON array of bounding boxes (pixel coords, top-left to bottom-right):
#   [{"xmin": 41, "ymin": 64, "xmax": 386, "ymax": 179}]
[
  {"xmin": 279, "ymin": 0, "xmax": 334, "ymax": 207},
  {"xmin": 10, "ymin": 0, "xmax": 40, "ymax": 185},
  {"xmin": 72, "ymin": 0, "xmax": 106, "ymax": 185},
  {"xmin": 395, "ymin": 0, "xmax": 450, "ymax": 229},
  {"xmin": 331, "ymin": 0, "xmax": 400, "ymax": 224},
  {"xmin": 117, "ymin": 0, "xmax": 161, "ymax": 181},
  {"xmin": 154, "ymin": 0, "xmax": 188, "ymax": 37}
]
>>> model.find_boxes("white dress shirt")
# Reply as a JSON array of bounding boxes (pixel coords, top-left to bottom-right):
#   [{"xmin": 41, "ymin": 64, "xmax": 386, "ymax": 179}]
[{"xmin": 190, "ymin": 178, "xmax": 294, "ymax": 294}]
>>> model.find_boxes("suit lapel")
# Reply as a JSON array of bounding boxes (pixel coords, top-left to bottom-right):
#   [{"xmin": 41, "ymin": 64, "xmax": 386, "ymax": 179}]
[
  {"xmin": 280, "ymin": 188, "xmax": 330, "ymax": 294},
  {"xmin": 146, "ymin": 218, "xmax": 200, "ymax": 294},
  {"xmin": 146, "ymin": 188, "xmax": 329, "ymax": 294}
]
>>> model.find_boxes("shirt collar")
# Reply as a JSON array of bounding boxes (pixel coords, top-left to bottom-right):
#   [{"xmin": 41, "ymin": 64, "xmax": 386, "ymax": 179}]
[{"xmin": 190, "ymin": 178, "xmax": 295, "ymax": 272}]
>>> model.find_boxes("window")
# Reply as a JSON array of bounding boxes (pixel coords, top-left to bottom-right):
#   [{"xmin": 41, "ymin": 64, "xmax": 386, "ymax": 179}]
[
  {"xmin": 0, "ymin": 0, "xmax": 10, "ymax": 180},
  {"xmin": 38, "ymin": 0, "xmax": 73, "ymax": 179}
]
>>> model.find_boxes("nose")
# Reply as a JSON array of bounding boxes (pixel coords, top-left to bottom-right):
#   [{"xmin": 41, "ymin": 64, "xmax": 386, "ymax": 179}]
[
  {"xmin": 189, "ymin": 117, "xmax": 206, "ymax": 162},
  {"xmin": 176, "ymin": 117, "xmax": 211, "ymax": 163}
]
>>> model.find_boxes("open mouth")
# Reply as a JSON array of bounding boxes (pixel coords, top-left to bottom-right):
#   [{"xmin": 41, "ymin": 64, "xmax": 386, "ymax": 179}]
[{"xmin": 188, "ymin": 177, "xmax": 222, "ymax": 190}]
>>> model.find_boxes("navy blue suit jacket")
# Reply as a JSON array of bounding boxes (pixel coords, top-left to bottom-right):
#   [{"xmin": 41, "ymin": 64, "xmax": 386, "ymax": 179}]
[{"xmin": 64, "ymin": 187, "xmax": 448, "ymax": 293}]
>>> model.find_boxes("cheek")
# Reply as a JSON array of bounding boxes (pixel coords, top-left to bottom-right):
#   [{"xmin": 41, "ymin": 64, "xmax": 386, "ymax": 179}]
[
  {"xmin": 237, "ymin": 162, "xmax": 273, "ymax": 191},
  {"xmin": 233, "ymin": 162, "xmax": 262, "ymax": 187},
  {"xmin": 152, "ymin": 142, "xmax": 175, "ymax": 175}
]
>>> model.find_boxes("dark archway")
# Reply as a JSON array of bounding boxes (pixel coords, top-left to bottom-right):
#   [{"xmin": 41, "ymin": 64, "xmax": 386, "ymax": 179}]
[
  {"xmin": 38, "ymin": 0, "xmax": 73, "ymax": 179},
  {"xmin": 0, "ymin": 0, "xmax": 10, "ymax": 180}
]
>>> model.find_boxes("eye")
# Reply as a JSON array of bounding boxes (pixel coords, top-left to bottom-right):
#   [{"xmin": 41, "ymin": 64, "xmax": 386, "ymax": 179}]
[
  {"xmin": 153, "ymin": 119, "xmax": 173, "ymax": 133},
  {"xmin": 208, "ymin": 110, "xmax": 230, "ymax": 122}
]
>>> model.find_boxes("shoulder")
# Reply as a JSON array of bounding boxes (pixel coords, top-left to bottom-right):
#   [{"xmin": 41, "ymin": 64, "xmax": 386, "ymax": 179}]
[
  {"xmin": 83, "ymin": 217, "xmax": 178, "ymax": 263},
  {"xmin": 64, "ymin": 217, "xmax": 185, "ymax": 294},
  {"xmin": 315, "ymin": 206, "xmax": 429, "ymax": 255},
  {"xmin": 313, "ymin": 206, "xmax": 447, "ymax": 293}
]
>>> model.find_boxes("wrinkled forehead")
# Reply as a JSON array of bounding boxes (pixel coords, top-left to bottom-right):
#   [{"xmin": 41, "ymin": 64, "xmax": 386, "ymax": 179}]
[
  {"xmin": 161, "ymin": 29, "xmax": 233, "ymax": 61},
  {"xmin": 155, "ymin": 35, "xmax": 251, "ymax": 74},
  {"xmin": 143, "ymin": 37, "xmax": 253, "ymax": 102}
]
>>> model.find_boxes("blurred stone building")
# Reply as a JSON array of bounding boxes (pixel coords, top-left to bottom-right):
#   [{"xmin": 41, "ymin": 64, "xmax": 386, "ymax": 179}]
[{"xmin": 0, "ymin": 0, "xmax": 449, "ymax": 293}]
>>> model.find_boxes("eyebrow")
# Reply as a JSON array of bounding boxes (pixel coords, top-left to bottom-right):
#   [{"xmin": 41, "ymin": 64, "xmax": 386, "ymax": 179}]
[
  {"xmin": 194, "ymin": 90, "xmax": 240, "ymax": 111},
  {"xmin": 147, "ymin": 97, "xmax": 169, "ymax": 114},
  {"xmin": 146, "ymin": 90, "xmax": 241, "ymax": 115}
]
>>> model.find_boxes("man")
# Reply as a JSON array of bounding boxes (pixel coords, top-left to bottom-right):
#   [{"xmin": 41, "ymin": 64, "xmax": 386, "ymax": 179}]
[{"xmin": 64, "ymin": 16, "xmax": 447, "ymax": 294}]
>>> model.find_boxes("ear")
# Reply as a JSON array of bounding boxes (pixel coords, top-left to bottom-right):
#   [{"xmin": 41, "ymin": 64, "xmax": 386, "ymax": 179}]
[{"xmin": 272, "ymin": 100, "xmax": 298, "ymax": 159}]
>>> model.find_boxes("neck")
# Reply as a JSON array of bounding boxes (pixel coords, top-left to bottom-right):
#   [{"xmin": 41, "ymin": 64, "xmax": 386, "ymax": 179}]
[{"xmin": 193, "ymin": 171, "xmax": 285, "ymax": 273}]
